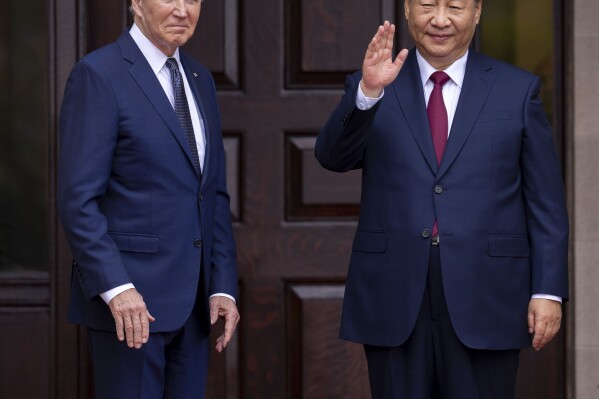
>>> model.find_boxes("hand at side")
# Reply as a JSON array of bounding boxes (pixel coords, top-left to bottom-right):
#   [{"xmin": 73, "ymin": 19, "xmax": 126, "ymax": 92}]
[
  {"xmin": 210, "ymin": 296, "xmax": 240, "ymax": 352},
  {"xmin": 527, "ymin": 298, "xmax": 562, "ymax": 351},
  {"xmin": 108, "ymin": 288, "xmax": 155, "ymax": 349}
]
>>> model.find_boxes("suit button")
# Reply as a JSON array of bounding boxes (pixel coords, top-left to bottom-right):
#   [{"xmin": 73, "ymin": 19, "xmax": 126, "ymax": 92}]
[
  {"xmin": 421, "ymin": 229, "xmax": 431, "ymax": 238},
  {"xmin": 194, "ymin": 239, "xmax": 203, "ymax": 248},
  {"xmin": 434, "ymin": 185, "xmax": 443, "ymax": 194}
]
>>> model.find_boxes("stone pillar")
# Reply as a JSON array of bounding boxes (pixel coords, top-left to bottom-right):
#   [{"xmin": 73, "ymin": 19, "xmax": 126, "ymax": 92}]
[{"xmin": 572, "ymin": 0, "xmax": 599, "ymax": 397}]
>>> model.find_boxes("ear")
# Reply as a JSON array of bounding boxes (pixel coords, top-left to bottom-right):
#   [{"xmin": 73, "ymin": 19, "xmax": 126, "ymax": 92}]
[
  {"xmin": 404, "ymin": 0, "xmax": 410, "ymax": 20},
  {"xmin": 474, "ymin": 0, "xmax": 482, "ymax": 24},
  {"xmin": 130, "ymin": 0, "xmax": 143, "ymax": 18}
]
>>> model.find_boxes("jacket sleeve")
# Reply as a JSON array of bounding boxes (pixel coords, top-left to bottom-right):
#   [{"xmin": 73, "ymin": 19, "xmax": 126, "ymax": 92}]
[
  {"xmin": 206, "ymin": 75, "xmax": 239, "ymax": 300},
  {"xmin": 520, "ymin": 76, "xmax": 569, "ymax": 299},
  {"xmin": 315, "ymin": 72, "xmax": 381, "ymax": 172},
  {"xmin": 57, "ymin": 60, "xmax": 131, "ymax": 298}
]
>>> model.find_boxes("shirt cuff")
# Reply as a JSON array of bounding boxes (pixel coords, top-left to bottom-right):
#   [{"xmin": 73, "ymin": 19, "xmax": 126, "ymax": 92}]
[
  {"xmin": 531, "ymin": 294, "xmax": 562, "ymax": 303},
  {"xmin": 210, "ymin": 293, "xmax": 237, "ymax": 304},
  {"xmin": 100, "ymin": 283, "xmax": 135, "ymax": 304},
  {"xmin": 356, "ymin": 81, "xmax": 384, "ymax": 110}
]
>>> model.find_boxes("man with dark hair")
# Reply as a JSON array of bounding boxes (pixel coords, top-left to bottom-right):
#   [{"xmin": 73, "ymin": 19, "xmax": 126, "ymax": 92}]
[
  {"xmin": 316, "ymin": 1, "xmax": 568, "ymax": 397},
  {"xmin": 58, "ymin": 0, "xmax": 239, "ymax": 397}
]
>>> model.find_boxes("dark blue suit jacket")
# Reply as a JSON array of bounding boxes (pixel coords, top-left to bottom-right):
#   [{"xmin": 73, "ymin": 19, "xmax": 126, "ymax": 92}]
[
  {"xmin": 316, "ymin": 49, "xmax": 568, "ymax": 350},
  {"xmin": 58, "ymin": 31, "xmax": 238, "ymax": 334}
]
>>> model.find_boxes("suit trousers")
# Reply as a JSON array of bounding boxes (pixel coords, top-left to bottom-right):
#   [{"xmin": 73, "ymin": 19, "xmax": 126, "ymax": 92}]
[
  {"xmin": 364, "ymin": 243, "xmax": 520, "ymax": 399},
  {"xmin": 87, "ymin": 291, "xmax": 210, "ymax": 399}
]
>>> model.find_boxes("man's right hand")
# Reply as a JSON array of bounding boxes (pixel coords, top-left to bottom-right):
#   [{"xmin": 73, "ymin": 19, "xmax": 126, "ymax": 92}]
[
  {"xmin": 361, "ymin": 21, "xmax": 409, "ymax": 98},
  {"xmin": 108, "ymin": 288, "xmax": 155, "ymax": 349}
]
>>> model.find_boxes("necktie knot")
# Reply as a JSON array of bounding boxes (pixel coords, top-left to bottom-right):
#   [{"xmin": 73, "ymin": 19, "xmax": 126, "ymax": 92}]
[
  {"xmin": 165, "ymin": 57, "xmax": 179, "ymax": 74},
  {"xmin": 430, "ymin": 71, "xmax": 450, "ymax": 87}
]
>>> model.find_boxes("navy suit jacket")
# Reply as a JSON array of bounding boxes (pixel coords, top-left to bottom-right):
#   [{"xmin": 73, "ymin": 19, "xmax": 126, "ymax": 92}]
[
  {"xmin": 58, "ymin": 31, "xmax": 238, "ymax": 334},
  {"xmin": 316, "ymin": 49, "xmax": 568, "ymax": 350}
]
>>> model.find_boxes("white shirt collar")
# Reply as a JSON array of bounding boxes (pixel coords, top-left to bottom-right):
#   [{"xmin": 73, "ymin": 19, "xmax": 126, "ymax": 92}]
[
  {"xmin": 416, "ymin": 49, "xmax": 468, "ymax": 89},
  {"xmin": 129, "ymin": 23, "xmax": 181, "ymax": 75}
]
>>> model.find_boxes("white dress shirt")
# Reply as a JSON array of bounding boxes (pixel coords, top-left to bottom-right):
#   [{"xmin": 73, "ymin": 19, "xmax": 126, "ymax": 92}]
[
  {"xmin": 100, "ymin": 24, "xmax": 234, "ymax": 304},
  {"xmin": 130, "ymin": 23, "xmax": 206, "ymax": 171},
  {"xmin": 355, "ymin": 50, "xmax": 561, "ymax": 304}
]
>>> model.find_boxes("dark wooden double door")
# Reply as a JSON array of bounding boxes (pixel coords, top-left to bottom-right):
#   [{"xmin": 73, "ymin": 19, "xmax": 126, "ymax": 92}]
[{"xmin": 0, "ymin": 0, "xmax": 565, "ymax": 398}]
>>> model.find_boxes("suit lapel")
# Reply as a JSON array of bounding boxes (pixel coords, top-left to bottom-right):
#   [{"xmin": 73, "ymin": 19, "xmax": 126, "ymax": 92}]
[
  {"xmin": 391, "ymin": 51, "xmax": 439, "ymax": 174},
  {"xmin": 437, "ymin": 51, "xmax": 495, "ymax": 179},
  {"xmin": 118, "ymin": 31, "xmax": 201, "ymax": 180}
]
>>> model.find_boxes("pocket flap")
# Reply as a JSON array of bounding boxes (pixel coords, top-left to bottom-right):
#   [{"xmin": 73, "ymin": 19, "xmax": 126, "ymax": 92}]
[
  {"xmin": 352, "ymin": 230, "xmax": 387, "ymax": 253},
  {"xmin": 488, "ymin": 235, "xmax": 529, "ymax": 257},
  {"xmin": 109, "ymin": 232, "xmax": 159, "ymax": 253}
]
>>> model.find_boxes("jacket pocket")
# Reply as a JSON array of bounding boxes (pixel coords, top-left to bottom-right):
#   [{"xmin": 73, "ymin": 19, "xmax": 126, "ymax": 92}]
[
  {"xmin": 109, "ymin": 232, "xmax": 159, "ymax": 253},
  {"xmin": 488, "ymin": 235, "xmax": 529, "ymax": 257},
  {"xmin": 352, "ymin": 230, "xmax": 387, "ymax": 253}
]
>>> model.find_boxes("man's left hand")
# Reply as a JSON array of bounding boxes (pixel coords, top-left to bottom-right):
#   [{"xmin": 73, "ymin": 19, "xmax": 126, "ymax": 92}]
[
  {"xmin": 527, "ymin": 298, "xmax": 562, "ymax": 351},
  {"xmin": 209, "ymin": 296, "xmax": 240, "ymax": 352}
]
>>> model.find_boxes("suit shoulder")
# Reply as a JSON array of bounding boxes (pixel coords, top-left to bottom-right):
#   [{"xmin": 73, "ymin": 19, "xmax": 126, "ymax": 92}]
[
  {"xmin": 77, "ymin": 40, "xmax": 123, "ymax": 70},
  {"xmin": 475, "ymin": 52, "xmax": 538, "ymax": 82},
  {"xmin": 66, "ymin": 36, "xmax": 136, "ymax": 90}
]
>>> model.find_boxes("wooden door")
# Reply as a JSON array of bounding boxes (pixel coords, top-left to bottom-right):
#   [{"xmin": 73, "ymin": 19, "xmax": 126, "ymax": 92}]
[{"xmin": 46, "ymin": 0, "xmax": 568, "ymax": 398}]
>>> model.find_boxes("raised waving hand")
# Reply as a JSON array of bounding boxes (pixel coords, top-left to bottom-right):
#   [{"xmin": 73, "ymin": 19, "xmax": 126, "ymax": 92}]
[{"xmin": 360, "ymin": 21, "xmax": 409, "ymax": 98}]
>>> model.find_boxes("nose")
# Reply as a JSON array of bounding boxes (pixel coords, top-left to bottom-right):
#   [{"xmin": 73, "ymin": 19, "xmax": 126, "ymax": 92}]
[
  {"xmin": 172, "ymin": 0, "xmax": 189, "ymax": 16},
  {"xmin": 431, "ymin": 6, "xmax": 451, "ymax": 27}
]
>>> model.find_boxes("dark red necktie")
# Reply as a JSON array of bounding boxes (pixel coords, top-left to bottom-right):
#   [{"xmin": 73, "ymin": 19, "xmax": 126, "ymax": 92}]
[{"xmin": 427, "ymin": 71, "xmax": 450, "ymax": 237}]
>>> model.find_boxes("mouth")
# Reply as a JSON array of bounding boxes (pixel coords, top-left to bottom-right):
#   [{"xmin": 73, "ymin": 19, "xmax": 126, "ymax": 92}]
[
  {"xmin": 168, "ymin": 25, "xmax": 189, "ymax": 31},
  {"xmin": 428, "ymin": 33, "xmax": 451, "ymax": 42}
]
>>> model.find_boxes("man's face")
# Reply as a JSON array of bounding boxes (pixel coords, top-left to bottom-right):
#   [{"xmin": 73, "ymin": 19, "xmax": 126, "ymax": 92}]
[
  {"xmin": 405, "ymin": 0, "xmax": 481, "ymax": 69},
  {"xmin": 132, "ymin": 0, "xmax": 201, "ymax": 56}
]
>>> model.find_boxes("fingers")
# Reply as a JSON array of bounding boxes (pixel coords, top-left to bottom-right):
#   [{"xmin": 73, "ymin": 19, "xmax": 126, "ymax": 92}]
[
  {"xmin": 532, "ymin": 318, "xmax": 561, "ymax": 351},
  {"xmin": 381, "ymin": 21, "xmax": 395, "ymax": 54},
  {"xmin": 221, "ymin": 312, "xmax": 238, "ymax": 348},
  {"xmin": 362, "ymin": 20, "xmax": 406, "ymax": 95},
  {"xmin": 124, "ymin": 313, "xmax": 136, "ymax": 348},
  {"xmin": 147, "ymin": 310, "xmax": 156, "ymax": 323},
  {"xmin": 108, "ymin": 288, "xmax": 153, "ymax": 349},
  {"xmin": 120, "ymin": 312, "xmax": 146, "ymax": 349},
  {"xmin": 140, "ymin": 312, "xmax": 150, "ymax": 346},
  {"xmin": 367, "ymin": 22, "xmax": 394, "ymax": 57},
  {"xmin": 209, "ymin": 296, "xmax": 240, "ymax": 352},
  {"xmin": 114, "ymin": 313, "xmax": 125, "ymax": 342},
  {"xmin": 528, "ymin": 298, "xmax": 562, "ymax": 351},
  {"xmin": 215, "ymin": 312, "xmax": 239, "ymax": 353},
  {"xmin": 394, "ymin": 48, "xmax": 410, "ymax": 68},
  {"xmin": 533, "ymin": 324, "xmax": 555, "ymax": 351},
  {"xmin": 365, "ymin": 28, "xmax": 383, "ymax": 61},
  {"xmin": 210, "ymin": 298, "xmax": 220, "ymax": 325},
  {"xmin": 532, "ymin": 320, "xmax": 547, "ymax": 351}
]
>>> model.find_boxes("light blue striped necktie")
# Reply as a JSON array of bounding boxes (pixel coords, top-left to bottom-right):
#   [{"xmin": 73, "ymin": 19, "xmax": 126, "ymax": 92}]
[{"xmin": 165, "ymin": 57, "xmax": 201, "ymax": 175}]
